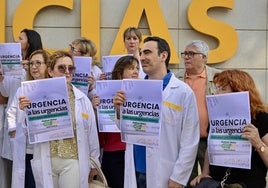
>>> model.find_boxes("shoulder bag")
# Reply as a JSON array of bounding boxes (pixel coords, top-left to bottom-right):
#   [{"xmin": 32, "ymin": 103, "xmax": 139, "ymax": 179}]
[
  {"xmin": 195, "ymin": 168, "xmax": 245, "ymax": 188},
  {"xmin": 89, "ymin": 157, "xmax": 110, "ymax": 188}
]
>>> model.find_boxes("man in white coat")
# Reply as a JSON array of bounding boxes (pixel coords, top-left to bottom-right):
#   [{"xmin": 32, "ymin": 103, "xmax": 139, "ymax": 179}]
[{"xmin": 114, "ymin": 36, "xmax": 200, "ymax": 188}]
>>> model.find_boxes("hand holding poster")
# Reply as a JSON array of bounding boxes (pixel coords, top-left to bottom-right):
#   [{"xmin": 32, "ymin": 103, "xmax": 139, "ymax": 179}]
[
  {"xmin": 120, "ymin": 79, "xmax": 163, "ymax": 147},
  {"xmin": 0, "ymin": 43, "xmax": 23, "ymax": 76},
  {"xmin": 206, "ymin": 91, "xmax": 251, "ymax": 169},
  {"xmin": 96, "ymin": 80, "xmax": 122, "ymax": 132},
  {"xmin": 72, "ymin": 56, "xmax": 92, "ymax": 95},
  {"xmin": 21, "ymin": 77, "xmax": 74, "ymax": 144}
]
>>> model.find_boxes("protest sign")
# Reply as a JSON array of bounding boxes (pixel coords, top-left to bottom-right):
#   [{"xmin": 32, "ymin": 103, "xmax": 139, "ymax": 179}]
[
  {"xmin": 22, "ymin": 77, "xmax": 74, "ymax": 144},
  {"xmin": 0, "ymin": 43, "xmax": 23, "ymax": 76},
  {"xmin": 206, "ymin": 91, "xmax": 251, "ymax": 169},
  {"xmin": 120, "ymin": 79, "xmax": 163, "ymax": 147},
  {"xmin": 72, "ymin": 56, "xmax": 92, "ymax": 94},
  {"xmin": 96, "ymin": 80, "xmax": 122, "ymax": 132}
]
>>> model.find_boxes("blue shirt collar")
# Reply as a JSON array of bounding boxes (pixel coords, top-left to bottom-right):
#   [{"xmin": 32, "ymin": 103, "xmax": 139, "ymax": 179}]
[{"xmin": 144, "ymin": 70, "xmax": 172, "ymax": 90}]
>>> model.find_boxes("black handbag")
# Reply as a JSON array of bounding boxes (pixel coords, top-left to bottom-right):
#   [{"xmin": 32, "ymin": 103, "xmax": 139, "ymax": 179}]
[
  {"xmin": 194, "ymin": 177, "xmax": 222, "ymax": 188},
  {"xmin": 195, "ymin": 178, "xmax": 244, "ymax": 188},
  {"xmin": 195, "ymin": 168, "xmax": 245, "ymax": 188}
]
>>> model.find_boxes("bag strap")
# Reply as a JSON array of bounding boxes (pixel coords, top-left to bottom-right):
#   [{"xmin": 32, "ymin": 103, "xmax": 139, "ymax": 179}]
[
  {"xmin": 220, "ymin": 168, "xmax": 232, "ymax": 188},
  {"xmin": 90, "ymin": 157, "xmax": 109, "ymax": 187}
]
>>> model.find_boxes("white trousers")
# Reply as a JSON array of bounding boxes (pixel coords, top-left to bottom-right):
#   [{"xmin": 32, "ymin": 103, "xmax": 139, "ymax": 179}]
[{"xmin": 51, "ymin": 157, "xmax": 80, "ymax": 188}]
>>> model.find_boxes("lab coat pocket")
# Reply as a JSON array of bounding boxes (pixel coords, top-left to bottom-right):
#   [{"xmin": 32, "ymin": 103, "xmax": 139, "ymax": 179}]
[
  {"xmin": 163, "ymin": 101, "xmax": 183, "ymax": 128},
  {"xmin": 81, "ymin": 112, "xmax": 90, "ymax": 132}
]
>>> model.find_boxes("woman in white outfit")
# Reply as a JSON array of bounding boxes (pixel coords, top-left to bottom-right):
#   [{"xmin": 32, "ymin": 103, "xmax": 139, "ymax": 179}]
[
  {"xmin": 0, "ymin": 29, "xmax": 43, "ymax": 188},
  {"xmin": 19, "ymin": 50, "xmax": 100, "ymax": 188},
  {"xmin": 7, "ymin": 49, "xmax": 50, "ymax": 188}
]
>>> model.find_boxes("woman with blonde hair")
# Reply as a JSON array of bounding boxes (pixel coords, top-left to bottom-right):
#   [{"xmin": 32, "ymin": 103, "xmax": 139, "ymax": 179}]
[
  {"xmin": 69, "ymin": 37, "xmax": 102, "ymax": 79},
  {"xmin": 69, "ymin": 37, "xmax": 102, "ymax": 99},
  {"xmin": 19, "ymin": 50, "xmax": 100, "ymax": 188},
  {"xmin": 123, "ymin": 27, "xmax": 145, "ymax": 78}
]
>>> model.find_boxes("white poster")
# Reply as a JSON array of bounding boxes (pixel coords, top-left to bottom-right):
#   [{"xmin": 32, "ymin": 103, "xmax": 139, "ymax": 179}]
[
  {"xmin": 120, "ymin": 79, "xmax": 163, "ymax": 147},
  {"xmin": 22, "ymin": 77, "xmax": 74, "ymax": 144},
  {"xmin": 72, "ymin": 56, "xmax": 92, "ymax": 95},
  {"xmin": 0, "ymin": 43, "xmax": 23, "ymax": 76},
  {"xmin": 96, "ymin": 80, "xmax": 122, "ymax": 132},
  {"xmin": 206, "ymin": 91, "xmax": 252, "ymax": 169}
]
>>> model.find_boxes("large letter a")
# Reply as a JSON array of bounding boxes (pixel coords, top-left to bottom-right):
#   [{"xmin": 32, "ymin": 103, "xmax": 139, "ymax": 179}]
[{"xmin": 110, "ymin": 0, "xmax": 179, "ymax": 64}]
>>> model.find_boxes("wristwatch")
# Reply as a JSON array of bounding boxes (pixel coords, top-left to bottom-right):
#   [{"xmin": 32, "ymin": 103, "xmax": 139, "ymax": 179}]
[{"xmin": 257, "ymin": 142, "xmax": 266, "ymax": 153}]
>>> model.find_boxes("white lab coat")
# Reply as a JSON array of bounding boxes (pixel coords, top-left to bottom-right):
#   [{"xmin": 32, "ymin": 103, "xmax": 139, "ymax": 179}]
[
  {"xmin": 8, "ymin": 85, "xmax": 100, "ymax": 188},
  {"xmin": 91, "ymin": 65, "xmax": 102, "ymax": 80},
  {"xmin": 124, "ymin": 74, "xmax": 200, "ymax": 188},
  {"xmin": 6, "ymin": 87, "xmax": 29, "ymax": 188},
  {"xmin": 0, "ymin": 104, "xmax": 10, "ymax": 188},
  {"xmin": 0, "ymin": 73, "xmax": 25, "ymax": 160},
  {"xmin": 87, "ymin": 65, "xmax": 102, "ymax": 100}
]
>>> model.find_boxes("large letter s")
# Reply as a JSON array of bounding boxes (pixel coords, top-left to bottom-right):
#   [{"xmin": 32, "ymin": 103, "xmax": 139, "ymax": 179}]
[{"xmin": 188, "ymin": 0, "xmax": 238, "ymax": 64}]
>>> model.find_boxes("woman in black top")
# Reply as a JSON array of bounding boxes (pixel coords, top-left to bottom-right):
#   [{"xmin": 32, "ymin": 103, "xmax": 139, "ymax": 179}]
[{"xmin": 191, "ymin": 69, "xmax": 268, "ymax": 188}]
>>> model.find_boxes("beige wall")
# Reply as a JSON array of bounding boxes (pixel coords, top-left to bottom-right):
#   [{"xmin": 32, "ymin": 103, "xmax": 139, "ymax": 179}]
[{"xmin": 4, "ymin": 0, "xmax": 268, "ymax": 103}]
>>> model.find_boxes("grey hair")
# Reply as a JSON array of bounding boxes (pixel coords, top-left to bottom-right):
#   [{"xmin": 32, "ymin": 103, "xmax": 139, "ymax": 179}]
[{"xmin": 185, "ymin": 40, "xmax": 209, "ymax": 62}]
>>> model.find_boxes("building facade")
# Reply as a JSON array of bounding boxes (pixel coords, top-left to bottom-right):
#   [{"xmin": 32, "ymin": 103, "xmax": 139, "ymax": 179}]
[{"xmin": 1, "ymin": 0, "xmax": 268, "ymax": 103}]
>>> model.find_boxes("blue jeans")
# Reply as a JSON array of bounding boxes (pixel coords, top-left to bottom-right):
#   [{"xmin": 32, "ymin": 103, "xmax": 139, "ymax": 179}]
[{"xmin": 136, "ymin": 171, "xmax": 146, "ymax": 188}]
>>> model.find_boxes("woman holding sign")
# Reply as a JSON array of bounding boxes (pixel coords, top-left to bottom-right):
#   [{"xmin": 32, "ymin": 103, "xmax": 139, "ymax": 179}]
[
  {"xmin": 19, "ymin": 50, "xmax": 100, "ymax": 188},
  {"xmin": 0, "ymin": 29, "xmax": 43, "ymax": 188},
  {"xmin": 7, "ymin": 49, "xmax": 50, "ymax": 188},
  {"xmin": 97, "ymin": 55, "xmax": 140, "ymax": 188},
  {"xmin": 69, "ymin": 38, "xmax": 103, "ymax": 98},
  {"xmin": 190, "ymin": 69, "xmax": 268, "ymax": 188}
]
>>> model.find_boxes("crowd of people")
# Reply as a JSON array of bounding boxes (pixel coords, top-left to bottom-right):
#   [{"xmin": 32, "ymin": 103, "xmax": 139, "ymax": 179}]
[{"xmin": 0, "ymin": 27, "xmax": 267, "ymax": 188}]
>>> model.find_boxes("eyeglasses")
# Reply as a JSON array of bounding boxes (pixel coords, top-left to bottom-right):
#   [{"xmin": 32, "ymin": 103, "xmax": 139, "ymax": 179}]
[
  {"xmin": 57, "ymin": 65, "xmax": 76, "ymax": 74},
  {"xmin": 21, "ymin": 61, "xmax": 29, "ymax": 66},
  {"xmin": 214, "ymin": 85, "xmax": 233, "ymax": 93},
  {"xmin": 29, "ymin": 60, "xmax": 44, "ymax": 67},
  {"xmin": 69, "ymin": 44, "xmax": 81, "ymax": 54},
  {"xmin": 181, "ymin": 51, "xmax": 204, "ymax": 58},
  {"xmin": 215, "ymin": 86, "xmax": 225, "ymax": 92}
]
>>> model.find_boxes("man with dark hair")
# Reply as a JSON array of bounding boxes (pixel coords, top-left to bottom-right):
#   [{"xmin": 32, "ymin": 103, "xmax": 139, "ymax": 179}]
[{"xmin": 114, "ymin": 36, "xmax": 200, "ymax": 188}]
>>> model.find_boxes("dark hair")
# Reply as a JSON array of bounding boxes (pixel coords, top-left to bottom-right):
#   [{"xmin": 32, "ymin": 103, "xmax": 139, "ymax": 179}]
[
  {"xmin": 27, "ymin": 49, "xmax": 50, "ymax": 80},
  {"xmin": 21, "ymin": 29, "xmax": 43, "ymax": 60},
  {"xmin": 21, "ymin": 29, "xmax": 43, "ymax": 59},
  {"xmin": 123, "ymin": 27, "xmax": 142, "ymax": 42},
  {"xmin": 112, "ymin": 56, "xmax": 139, "ymax": 80},
  {"xmin": 143, "ymin": 36, "xmax": 170, "ymax": 67}
]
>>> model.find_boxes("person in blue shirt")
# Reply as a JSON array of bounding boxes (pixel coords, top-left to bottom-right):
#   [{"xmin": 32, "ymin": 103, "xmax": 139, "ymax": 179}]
[{"xmin": 114, "ymin": 36, "xmax": 200, "ymax": 188}]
